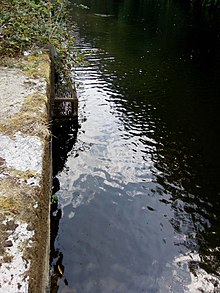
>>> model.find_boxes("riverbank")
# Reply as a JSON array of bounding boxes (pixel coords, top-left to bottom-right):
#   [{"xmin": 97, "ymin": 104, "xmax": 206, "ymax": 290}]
[{"xmin": 0, "ymin": 53, "xmax": 52, "ymax": 292}]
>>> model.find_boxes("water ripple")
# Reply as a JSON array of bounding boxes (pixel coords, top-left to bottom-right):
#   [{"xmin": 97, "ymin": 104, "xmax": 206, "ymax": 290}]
[{"xmin": 53, "ymin": 31, "xmax": 220, "ymax": 292}]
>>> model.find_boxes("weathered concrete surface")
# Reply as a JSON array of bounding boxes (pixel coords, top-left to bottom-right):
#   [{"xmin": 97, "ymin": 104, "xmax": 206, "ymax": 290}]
[{"xmin": 0, "ymin": 54, "xmax": 52, "ymax": 293}]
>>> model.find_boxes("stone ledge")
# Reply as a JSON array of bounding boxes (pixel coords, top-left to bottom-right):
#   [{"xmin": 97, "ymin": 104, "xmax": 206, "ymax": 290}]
[{"xmin": 0, "ymin": 53, "xmax": 52, "ymax": 293}]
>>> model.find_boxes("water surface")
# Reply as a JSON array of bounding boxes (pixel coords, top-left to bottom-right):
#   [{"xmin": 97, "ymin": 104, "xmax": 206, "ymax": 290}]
[{"xmin": 51, "ymin": 1, "xmax": 220, "ymax": 292}]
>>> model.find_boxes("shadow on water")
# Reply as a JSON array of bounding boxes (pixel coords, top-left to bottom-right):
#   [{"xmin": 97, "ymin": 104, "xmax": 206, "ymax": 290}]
[
  {"xmin": 52, "ymin": 120, "xmax": 78, "ymax": 177},
  {"xmin": 50, "ymin": 119, "xmax": 78, "ymax": 293}
]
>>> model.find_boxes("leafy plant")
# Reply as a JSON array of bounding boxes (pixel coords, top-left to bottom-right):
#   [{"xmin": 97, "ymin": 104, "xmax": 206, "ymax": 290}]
[
  {"xmin": 0, "ymin": 0, "xmax": 77, "ymax": 71},
  {"xmin": 51, "ymin": 194, "xmax": 58, "ymax": 205}
]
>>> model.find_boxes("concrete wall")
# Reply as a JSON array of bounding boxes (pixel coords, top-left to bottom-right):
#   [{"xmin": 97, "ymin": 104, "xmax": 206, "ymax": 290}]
[{"xmin": 0, "ymin": 53, "xmax": 52, "ymax": 293}]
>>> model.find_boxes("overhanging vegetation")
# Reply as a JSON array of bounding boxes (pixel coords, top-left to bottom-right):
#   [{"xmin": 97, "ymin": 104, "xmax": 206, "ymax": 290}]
[{"xmin": 0, "ymin": 0, "xmax": 76, "ymax": 69}]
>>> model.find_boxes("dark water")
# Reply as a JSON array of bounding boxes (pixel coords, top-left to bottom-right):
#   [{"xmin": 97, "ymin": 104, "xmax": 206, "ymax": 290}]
[{"xmin": 51, "ymin": 1, "xmax": 220, "ymax": 292}]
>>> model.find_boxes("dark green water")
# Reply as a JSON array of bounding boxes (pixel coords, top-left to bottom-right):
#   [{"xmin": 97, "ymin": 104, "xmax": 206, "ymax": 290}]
[{"xmin": 51, "ymin": 1, "xmax": 220, "ymax": 292}]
